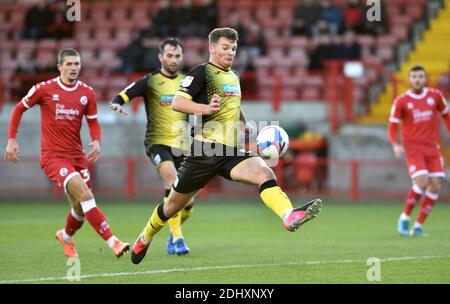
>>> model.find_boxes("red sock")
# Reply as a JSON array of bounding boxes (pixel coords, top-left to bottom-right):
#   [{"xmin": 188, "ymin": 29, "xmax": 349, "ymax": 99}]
[
  {"xmin": 417, "ymin": 192, "xmax": 438, "ymax": 224},
  {"xmin": 81, "ymin": 199, "xmax": 113, "ymax": 241},
  {"xmin": 64, "ymin": 209, "xmax": 84, "ymax": 237},
  {"xmin": 402, "ymin": 186, "xmax": 423, "ymax": 216}
]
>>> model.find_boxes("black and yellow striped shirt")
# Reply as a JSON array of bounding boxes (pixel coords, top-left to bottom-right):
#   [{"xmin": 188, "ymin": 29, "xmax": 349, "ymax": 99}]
[
  {"xmin": 114, "ymin": 71, "xmax": 189, "ymax": 150},
  {"xmin": 176, "ymin": 62, "xmax": 241, "ymax": 147}
]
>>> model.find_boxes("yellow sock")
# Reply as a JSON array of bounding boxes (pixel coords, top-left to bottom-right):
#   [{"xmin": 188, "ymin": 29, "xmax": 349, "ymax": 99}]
[
  {"xmin": 143, "ymin": 203, "xmax": 167, "ymax": 240},
  {"xmin": 260, "ymin": 181, "xmax": 293, "ymax": 219},
  {"xmin": 181, "ymin": 205, "xmax": 194, "ymax": 224},
  {"xmin": 168, "ymin": 212, "xmax": 183, "ymax": 239},
  {"xmin": 164, "ymin": 194, "xmax": 183, "ymax": 239}
]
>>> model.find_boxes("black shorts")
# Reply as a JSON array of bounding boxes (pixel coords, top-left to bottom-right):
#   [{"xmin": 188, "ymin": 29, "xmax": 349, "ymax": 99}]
[
  {"xmin": 173, "ymin": 140, "xmax": 257, "ymax": 193},
  {"xmin": 146, "ymin": 144, "xmax": 187, "ymax": 171}
]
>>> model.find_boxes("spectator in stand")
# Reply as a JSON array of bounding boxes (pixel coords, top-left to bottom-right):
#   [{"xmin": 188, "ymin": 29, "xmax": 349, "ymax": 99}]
[
  {"xmin": 15, "ymin": 52, "xmax": 38, "ymax": 73},
  {"xmin": 46, "ymin": 1, "xmax": 75, "ymax": 40},
  {"xmin": 236, "ymin": 49, "xmax": 257, "ymax": 98},
  {"xmin": 308, "ymin": 34, "xmax": 335, "ymax": 70},
  {"xmin": 330, "ymin": 30, "xmax": 361, "ymax": 60},
  {"xmin": 318, "ymin": 0, "xmax": 343, "ymax": 36},
  {"xmin": 343, "ymin": 0, "xmax": 364, "ymax": 33},
  {"xmin": 21, "ymin": 0, "xmax": 54, "ymax": 40},
  {"xmin": 177, "ymin": 0, "xmax": 196, "ymax": 38},
  {"xmin": 227, "ymin": 11, "xmax": 248, "ymax": 48},
  {"xmin": 244, "ymin": 21, "xmax": 266, "ymax": 57},
  {"xmin": 112, "ymin": 31, "xmax": 157, "ymax": 73},
  {"xmin": 290, "ymin": 0, "xmax": 321, "ymax": 37},
  {"xmin": 140, "ymin": 37, "xmax": 161, "ymax": 72},
  {"xmin": 200, "ymin": 0, "xmax": 218, "ymax": 33},
  {"xmin": 362, "ymin": 0, "xmax": 388, "ymax": 35},
  {"xmin": 153, "ymin": 0, "xmax": 178, "ymax": 37}
]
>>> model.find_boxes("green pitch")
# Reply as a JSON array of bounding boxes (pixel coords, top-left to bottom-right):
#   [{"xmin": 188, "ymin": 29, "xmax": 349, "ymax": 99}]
[{"xmin": 1, "ymin": 199, "xmax": 450, "ymax": 284}]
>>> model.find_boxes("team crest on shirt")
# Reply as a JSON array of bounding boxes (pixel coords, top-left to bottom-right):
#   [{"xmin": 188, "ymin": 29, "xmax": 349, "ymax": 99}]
[
  {"xmin": 181, "ymin": 76, "xmax": 194, "ymax": 87},
  {"xmin": 52, "ymin": 94, "xmax": 60, "ymax": 101},
  {"xmin": 60, "ymin": 168, "xmax": 68, "ymax": 177},
  {"xmin": 427, "ymin": 97, "xmax": 435, "ymax": 106},
  {"xmin": 407, "ymin": 102, "xmax": 413, "ymax": 109},
  {"xmin": 80, "ymin": 96, "xmax": 88, "ymax": 105}
]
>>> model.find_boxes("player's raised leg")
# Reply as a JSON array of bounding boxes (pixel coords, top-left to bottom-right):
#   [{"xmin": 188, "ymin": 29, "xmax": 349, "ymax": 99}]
[
  {"xmin": 56, "ymin": 193, "xmax": 85, "ymax": 258},
  {"xmin": 229, "ymin": 157, "xmax": 322, "ymax": 231},
  {"xmin": 411, "ymin": 176, "xmax": 442, "ymax": 237},
  {"xmin": 65, "ymin": 174, "xmax": 129, "ymax": 257},
  {"xmin": 131, "ymin": 190, "xmax": 196, "ymax": 264}
]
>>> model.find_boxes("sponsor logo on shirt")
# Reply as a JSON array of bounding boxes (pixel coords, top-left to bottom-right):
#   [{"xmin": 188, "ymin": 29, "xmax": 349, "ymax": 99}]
[
  {"xmin": 222, "ymin": 84, "xmax": 241, "ymax": 96},
  {"xmin": 159, "ymin": 95, "xmax": 175, "ymax": 106},
  {"xmin": 181, "ymin": 76, "xmax": 194, "ymax": 87},
  {"xmin": 55, "ymin": 104, "xmax": 80, "ymax": 121},
  {"xmin": 412, "ymin": 109, "xmax": 433, "ymax": 123}
]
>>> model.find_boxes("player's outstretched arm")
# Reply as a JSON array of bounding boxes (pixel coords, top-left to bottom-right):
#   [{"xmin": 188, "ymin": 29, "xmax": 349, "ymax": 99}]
[
  {"xmin": 442, "ymin": 112, "xmax": 450, "ymax": 133},
  {"xmin": 87, "ymin": 140, "xmax": 101, "ymax": 163},
  {"xmin": 388, "ymin": 122, "xmax": 404, "ymax": 159},
  {"xmin": 4, "ymin": 138, "xmax": 20, "ymax": 163},
  {"xmin": 110, "ymin": 77, "xmax": 149, "ymax": 116},
  {"xmin": 4, "ymin": 101, "xmax": 28, "ymax": 163},
  {"xmin": 86, "ymin": 116, "xmax": 101, "ymax": 163},
  {"xmin": 239, "ymin": 109, "xmax": 253, "ymax": 135},
  {"xmin": 172, "ymin": 94, "xmax": 220, "ymax": 116},
  {"xmin": 109, "ymin": 102, "xmax": 128, "ymax": 116}
]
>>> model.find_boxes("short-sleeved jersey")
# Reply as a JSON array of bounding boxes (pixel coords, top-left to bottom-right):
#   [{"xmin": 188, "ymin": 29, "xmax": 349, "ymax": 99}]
[
  {"xmin": 389, "ymin": 87, "xmax": 448, "ymax": 147},
  {"xmin": 21, "ymin": 77, "xmax": 97, "ymax": 159},
  {"xmin": 117, "ymin": 71, "xmax": 188, "ymax": 150},
  {"xmin": 176, "ymin": 62, "xmax": 241, "ymax": 147}
]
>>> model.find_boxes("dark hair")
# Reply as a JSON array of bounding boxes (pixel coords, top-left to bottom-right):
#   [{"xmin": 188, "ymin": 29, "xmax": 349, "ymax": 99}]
[
  {"xmin": 208, "ymin": 27, "xmax": 239, "ymax": 44},
  {"xmin": 159, "ymin": 38, "xmax": 183, "ymax": 53},
  {"xmin": 409, "ymin": 65, "xmax": 426, "ymax": 74},
  {"xmin": 58, "ymin": 48, "xmax": 80, "ymax": 64}
]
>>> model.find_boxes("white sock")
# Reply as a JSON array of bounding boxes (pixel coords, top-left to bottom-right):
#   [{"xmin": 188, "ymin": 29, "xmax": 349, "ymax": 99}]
[
  {"xmin": 400, "ymin": 213, "xmax": 410, "ymax": 221},
  {"xmin": 141, "ymin": 232, "xmax": 151, "ymax": 244},
  {"xmin": 413, "ymin": 222, "xmax": 423, "ymax": 229},
  {"xmin": 282, "ymin": 208, "xmax": 294, "ymax": 221},
  {"xmin": 62, "ymin": 229, "xmax": 72, "ymax": 243},
  {"xmin": 80, "ymin": 198, "xmax": 96, "ymax": 213},
  {"xmin": 106, "ymin": 236, "xmax": 118, "ymax": 249}
]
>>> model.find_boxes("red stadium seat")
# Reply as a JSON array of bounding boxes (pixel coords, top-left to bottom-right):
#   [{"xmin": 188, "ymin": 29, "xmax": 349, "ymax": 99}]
[
  {"xmin": 294, "ymin": 154, "xmax": 318, "ymax": 187},
  {"xmin": 38, "ymin": 39, "xmax": 57, "ymax": 51},
  {"xmin": 17, "ymin": 40, "xmax": 36, "ymax": 53},
  {"xmin": 58, "ymin": 39, "xmax": 77, "ymax": 50}
]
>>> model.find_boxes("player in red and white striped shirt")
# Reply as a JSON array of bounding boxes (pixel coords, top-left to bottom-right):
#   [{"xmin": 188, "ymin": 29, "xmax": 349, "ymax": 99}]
[
  {"xmin": 388, "ymin": 65, "xmax": 450, "ymax": 236},
  {"xmin": 4, "ymin": 49, "xmax": 129, "ymax": 258}
]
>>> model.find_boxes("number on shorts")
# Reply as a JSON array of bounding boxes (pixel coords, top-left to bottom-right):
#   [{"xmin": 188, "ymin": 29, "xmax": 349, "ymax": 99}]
[{"xmin": 80, "ymin": 169, "xmax": 90, "ymax": 183}]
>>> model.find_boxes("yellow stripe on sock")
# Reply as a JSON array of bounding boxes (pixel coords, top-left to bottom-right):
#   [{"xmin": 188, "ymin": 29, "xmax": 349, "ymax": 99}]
[
  {"xmin": 143, "ymin": 205, "xmax": 166, "ymax": 240},
  {"xmin": 181, "ymin": 205, "xmax": 194, "ymax": 224},
  {"xmin": 168, "ymin": 213, "xmax": 183, "ymax": 239}
]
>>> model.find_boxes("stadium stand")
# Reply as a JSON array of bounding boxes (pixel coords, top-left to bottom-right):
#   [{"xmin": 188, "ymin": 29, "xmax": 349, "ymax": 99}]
[{"xmin": 0, "ymin": 0, "xmax": 436, "ymax": 105}]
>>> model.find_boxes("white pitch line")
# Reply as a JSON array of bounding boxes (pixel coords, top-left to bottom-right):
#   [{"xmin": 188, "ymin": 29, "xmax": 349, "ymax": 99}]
[{"xmin": 0, "ymin": 255, "xmax": 448, "ymax": 284}]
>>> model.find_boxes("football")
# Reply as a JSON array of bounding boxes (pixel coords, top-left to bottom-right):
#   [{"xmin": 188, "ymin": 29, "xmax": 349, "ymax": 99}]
[{"xmin": 256, "ymin": 125, "xmax": 289, "ymax": 159}]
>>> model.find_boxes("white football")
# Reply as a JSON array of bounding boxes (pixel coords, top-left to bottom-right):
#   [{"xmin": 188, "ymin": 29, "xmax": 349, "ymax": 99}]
[{"xmin": 256, "ymin": 125, "xmax": 289, "ymax": 159}]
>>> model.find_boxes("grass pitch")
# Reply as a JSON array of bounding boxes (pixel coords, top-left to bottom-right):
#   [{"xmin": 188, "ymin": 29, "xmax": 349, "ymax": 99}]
[{"xmin": 1, "ymin": 199, "xmax": 450, "ymax": 284}]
